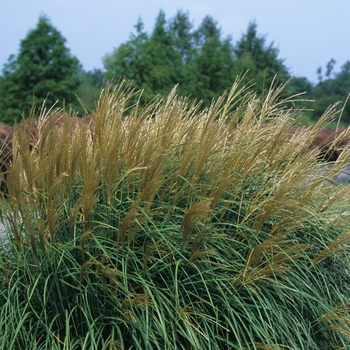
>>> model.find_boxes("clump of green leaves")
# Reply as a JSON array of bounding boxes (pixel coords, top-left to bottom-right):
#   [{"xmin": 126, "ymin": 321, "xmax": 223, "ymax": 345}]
[{"xmin": 1, "ymin": 79, "xmax": 350, "ymax": 349}]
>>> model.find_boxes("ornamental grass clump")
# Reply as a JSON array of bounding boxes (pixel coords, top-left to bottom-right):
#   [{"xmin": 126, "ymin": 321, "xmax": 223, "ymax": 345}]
[{"xmin": 1, "ymin": 79, "xmax": 350, "ymax": 349}]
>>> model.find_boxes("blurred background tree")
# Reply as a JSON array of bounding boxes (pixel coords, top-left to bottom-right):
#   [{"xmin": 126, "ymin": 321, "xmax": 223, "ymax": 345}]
[
  {"xmin": 103, "ymin": 12, "xmax": 286, "ymax": 107},
  {"xmin": 103, "ymin": 18, "xmax": 153, "ymax": 102},
  {"xmin": 310, "ymin": 59, "xmax": 350, "ymax": 123},
  {"xmin": 191, "ymin": 15, "xmax": 236, "ymax": 106},
  {"xmin": 0, "ymin": 15, "xmax": 81, "ymax": 124},
  {"xmin": 234, "ymin": 21, "xmax": 290, "ymax": 95},
  {"xmin": 1, "ymin": 11, "xmax": 350, "ymax": 124},
  {"xmin": 72, "ymin": 68, "xmax": 104, "ymax": 114}
]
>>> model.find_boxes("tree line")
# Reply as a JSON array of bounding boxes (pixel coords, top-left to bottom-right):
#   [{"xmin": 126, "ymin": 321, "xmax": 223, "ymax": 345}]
[{"xmin": 0, "ymin": 11, "xmax": 349, "ymax": 125}]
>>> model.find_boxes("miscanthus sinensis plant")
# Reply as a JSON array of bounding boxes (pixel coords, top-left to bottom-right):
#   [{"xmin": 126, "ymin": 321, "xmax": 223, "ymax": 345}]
[{"xmin": 1, "ymin": 79, "xmax": 350, "ymax": 349}]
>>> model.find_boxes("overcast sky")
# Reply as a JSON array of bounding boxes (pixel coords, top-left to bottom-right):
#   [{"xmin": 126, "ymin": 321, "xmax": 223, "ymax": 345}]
[{"xmin": 1, "ymin": 0, "xmax": 349, "ymax": 84}]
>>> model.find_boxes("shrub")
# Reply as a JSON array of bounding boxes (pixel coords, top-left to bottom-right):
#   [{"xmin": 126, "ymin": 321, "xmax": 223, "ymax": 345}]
[{"xmin": 1, "ymin": 79, "xmax": 350, "ymax": 349}]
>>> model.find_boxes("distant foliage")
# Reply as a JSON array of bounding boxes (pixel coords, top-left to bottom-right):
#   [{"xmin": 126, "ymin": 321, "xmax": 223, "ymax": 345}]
[
  {"xmin": 2, "ymin": 11, "xmax": 350, "ymax": 124},
  {"xmin": 103, "ymin": 11, "xmax": 291, "ymax": 107},
  {"xmin": 73, "ymin": 68, "xmax": 105, "ymax": 114},
  {"xmin": 234, "ymin": 21, "xmax": 290, "ymax": 94},
  {"xmin": 310, "ymin": 59, "xmax": 350, "ymax": 123},
  {"xmin": 0, "ymin": 16, "xmax": 81, "ymax": 124}
]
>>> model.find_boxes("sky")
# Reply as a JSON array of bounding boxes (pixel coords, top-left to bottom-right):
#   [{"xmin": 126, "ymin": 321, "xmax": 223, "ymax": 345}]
[{"xmin": 0, "ymin": 0, "xmax": 349, "ymax": 85}]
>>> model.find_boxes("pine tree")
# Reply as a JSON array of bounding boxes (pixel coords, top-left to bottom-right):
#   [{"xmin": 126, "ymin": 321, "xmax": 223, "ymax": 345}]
[
  {"xmin": 104, "ymin": 11, "xmax": 183, "ymax": 103},
  {"xmin": 103, "ymin": 18, "xmax": 151, "ymax": 98},
  {"xmin": 0, "ymin": 15, "xmax": 81, "ymax": 124},
  {"xmin": 192, "ymin": 16, "xmax": 236, "ymax": 106},
  {"xmin": 143, "ymin": 11, "xmax": 182, "ymax": 97},
  {"xmin": 234, "ymin": 22, "xmax": 290, "ymax": 94},
  {"xmin": 168, "ymin": 10, "xmax": 197, "ymax": 96}
]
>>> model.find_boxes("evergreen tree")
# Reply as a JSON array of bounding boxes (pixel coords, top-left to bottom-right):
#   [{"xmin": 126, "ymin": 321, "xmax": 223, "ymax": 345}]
[
  {"xmin": 73, "ymin": 68, "xmax": 104, "ymax": 114},
  {"xmin": 167, "ymin": 10, "xmax": 197, "ymax": 96},
  {"xmin": 0, "ymin": 15, "xmax": 81, "ymax": 124},
  {"xmin": 234, "ymin": 22, "xmax": 290, "ymax": 94},
  {"xmin": 287, "ymin": 76, "xmax": 313, "ymax": 96},
  {"xmin": 104, "ymin": 11, "xmax": 183, "ymax": 103},
  {"xmin": 103, "ymin": 18, "xmax": 153, "ymax": 99},
  {"xmin": 312, "ymin": 60, "xmax": 350, "ymax": 123},
  {"xmin": 333, "ymin": 61, "xmax": 350, "ymax": 96},
  {"xmin": 103, "ymin": 13, "xmax": 297, "ymax": 109},
  {"xmin": 143, "ymin": 11, "xmax": 183, "ymax": 97},
  {"xmin": 313, "ymin": 59, "xmax": 338, "ymax": 98},
  {"xmin": 103, "ymin": 11, "xmax": 237, "ymax": 106},
  {"xmin": 169, "ymin": 10, "xmax": 196, "ymax": 65},
  {"xmin": 192, "ymin": 16, "xmax": 236, "ymax": 106}
]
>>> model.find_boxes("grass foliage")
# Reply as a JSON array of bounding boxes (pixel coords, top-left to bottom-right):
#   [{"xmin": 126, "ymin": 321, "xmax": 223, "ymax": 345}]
[{"xmin": 1, "ymin": 79, "xmax": 350, "ymax": 349}]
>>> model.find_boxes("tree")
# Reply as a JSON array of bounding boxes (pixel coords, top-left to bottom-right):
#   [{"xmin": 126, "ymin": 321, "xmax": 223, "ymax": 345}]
[
  {"xmin": 234, "ymin": 22, "xmax": 290, "ymax": 94},
  {"xmin": 73, "ymin": 68, "xmax": 104, "ymax": 114},
  {"xmin": 103, "ymin": 18, "xmax": 152, "ymax": 99},
  {"xmin": 333, "ymin": 61, "xmax": 350, "ymax": 96},
  {"xmin": 143, "ymin": 11, "xmax": 183, "ymax": 97},
  {"xmin": 169, "ymin": 10, "xmax": 196, "ymax": 65},
  {"xmin": 192, "ymin": 16, "xmax": 236, "ymax": 106},
  {"xmin": 312, "ymin": 60, "xmax": 350, "ymax": 123},
  {"xmin": 317, "ymin": 58, "xmax": 336, "ymax": 83},
  {"xmin": 287, "ymin": 76, "xmax": 313, "ymax": 96},
  {"xmin": 0, "ymin": 15, "xmax": 81, "ymax": 124},
  {"xmin": 167, "ymin": 10, "xmax": 197, "ymax": 97},
  {"xmin": 104, "ymin": 12, "xmax": 183, "ymax": 103},
  {"xmin": 103, "ymin": 11, "xmax": 238, "ymax": 107},
  {"xmin": 103, "ymin": 13, "xmax": 295, "ymax": 109}
]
